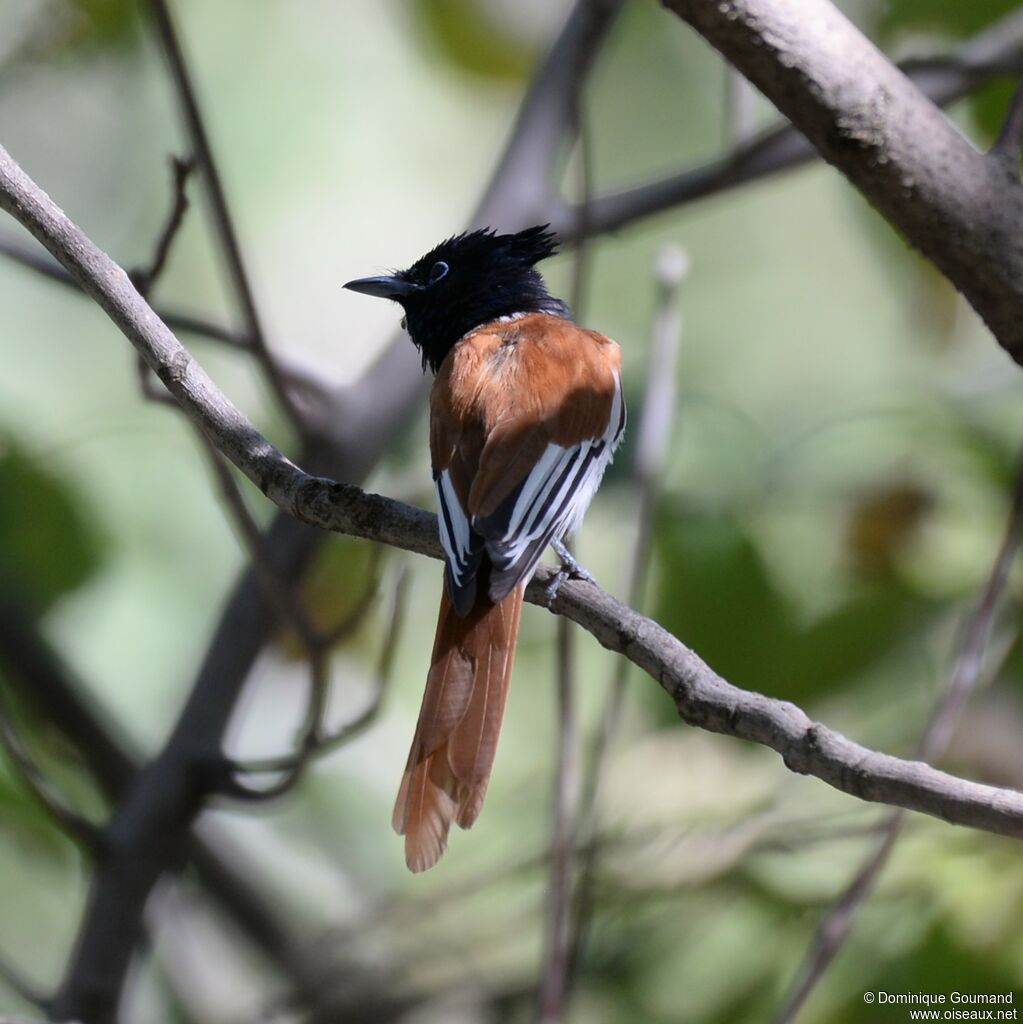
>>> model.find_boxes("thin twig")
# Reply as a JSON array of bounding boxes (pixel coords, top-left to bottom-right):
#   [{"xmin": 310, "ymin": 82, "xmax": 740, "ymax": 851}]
[
  {"xmin": 773, "ymin": 449, "xmax": 1023, "ymax": 1024},
  {"xmin": 0, "ymin": 688, "xmax": 101, "ymax": 851},
  {"xmin": 313, "ymin": 806, "xmax": 876, "ymax": 961},
  {"xmin": 131, "ymin": 155, "xmax": 196, "ymax": 296},
  {"xmin": 567, "ymin": 102, "xmax": 593, "ymax": 318},
  {"xmin": 0, "ymin": 234, "xmax": 248, "ymax": 347},
  {"xmin": 196, "ymin": 439, "xmax": 331, "ymax": 795},
  {"xmin": 567, "ymin": 244, "xmax": 687, "ymax": 985},
  {"xmin": 536, "ymin": 570, "xmax": 581, "ymax": 1024},
  {"xmin": 202, "ymin": 440, "xmax": 322, "ymax": 651},
  {"xmin": 229, "ymin": 566, "xmax": 410, "ymax": 790},
  {"xmin": 991, "ymin": 77, "xmax": 1023, "ymax": 163},
  {"xmin": 535, "ymin": 106, "xmax": 595, "ymax": 1023},
  {"xmin": 145, "ymin": 0, "xmax": 306, "ymax": 434}
]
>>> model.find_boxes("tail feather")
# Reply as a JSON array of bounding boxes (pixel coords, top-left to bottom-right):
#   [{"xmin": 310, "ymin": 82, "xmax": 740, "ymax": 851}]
[{"xmin": 393, "ymin": 578, "xmax": 524, "ymax": 872}]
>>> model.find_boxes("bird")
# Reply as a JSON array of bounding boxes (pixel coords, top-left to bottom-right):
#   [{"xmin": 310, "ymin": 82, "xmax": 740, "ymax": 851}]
[{"xmin": 344, "ymin": 225, "xmax": 625, "ymax": 872}]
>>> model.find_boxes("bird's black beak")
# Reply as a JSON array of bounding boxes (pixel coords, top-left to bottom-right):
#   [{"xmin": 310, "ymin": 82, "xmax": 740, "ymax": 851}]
[{"xmin": 343, "ymin": 274, "xmax": 418, "ymax": 300}]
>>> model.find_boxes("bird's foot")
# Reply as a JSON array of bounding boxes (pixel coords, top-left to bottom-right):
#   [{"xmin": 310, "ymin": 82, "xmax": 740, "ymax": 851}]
[{"xmin": 545, "ymin": 539, "xmax": 595, "ymax": 606}]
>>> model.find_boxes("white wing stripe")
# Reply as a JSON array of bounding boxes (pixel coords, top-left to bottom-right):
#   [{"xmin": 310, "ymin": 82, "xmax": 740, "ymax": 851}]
[
  {"xmin": 437, "ymin": 470, "xmax": 473, "ymax": 585},
  {"xmin": 436, "ymin": 485, "xmax": 462, "ymax": 583},
  {"xmin": 520, "ymin": 444, "xmax": 587, "ymax": 538},
  {"xmin": 440, "ymin": 472, "xmax": 471, "ymax": 557},
  {"xmin": 507, "ymin": 445, "xmax": 573, "ymax": 537},
  {"xmin": 523, "ymin": 443, "xmax": 593, "ymax": 539}
]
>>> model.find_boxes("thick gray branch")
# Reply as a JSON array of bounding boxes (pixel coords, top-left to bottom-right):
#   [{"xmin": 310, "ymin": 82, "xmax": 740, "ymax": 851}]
[
  {"xmin": 3, "ymin": 145, "xmax": 1023, "ymax": 846},
  {"xmin": 663, "ymin": 0, "xmax": 1023, "ymax": 365}
]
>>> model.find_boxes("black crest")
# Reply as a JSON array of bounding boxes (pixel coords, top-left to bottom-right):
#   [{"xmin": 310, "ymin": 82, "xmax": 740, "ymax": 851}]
[{"xmin": 345, "ymin": 225, "xmax": 570, "ymax": 373}]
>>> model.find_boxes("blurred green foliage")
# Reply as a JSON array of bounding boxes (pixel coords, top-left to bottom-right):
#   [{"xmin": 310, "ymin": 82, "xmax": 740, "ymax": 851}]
[
  {"xmin": 278, "ymin": 536, "xmax": 383, "ymax": 658},
  {"xmin": 0, "ymin": 439, "xmax": 104, "ymax": 618},
  {"xmin": 2, "ymin": 0, "xmax": 140, "ymax": 70},
  {"xmin": 410, "ymin": 0, "xmax": 537, "ymax": 81},
  {"xmin": 877, "ymin": 0, "xmax": 1022, "ymax": 39},
  {"xmin": 63, "ymin": 0, "xmax": 140, "ymax": 51},
  {"xmin": 652, "ymin": 505, "xmax": 935, "ymax": 707}
]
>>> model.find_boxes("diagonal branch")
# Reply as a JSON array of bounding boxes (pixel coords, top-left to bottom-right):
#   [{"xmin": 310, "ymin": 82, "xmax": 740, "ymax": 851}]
[
  {"xmin": 4, "ymin": 143, "xmax": 1023, "ymax": 843},
  {"xmin": 661, "ymin": 0, "xmax": 1023, "ymax": 365}
]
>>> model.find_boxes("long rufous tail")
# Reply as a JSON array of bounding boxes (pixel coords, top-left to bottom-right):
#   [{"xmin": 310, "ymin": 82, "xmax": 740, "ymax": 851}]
[{"xmin": 392, "ymin": 578, "xmax": 524, "ymax": 872}]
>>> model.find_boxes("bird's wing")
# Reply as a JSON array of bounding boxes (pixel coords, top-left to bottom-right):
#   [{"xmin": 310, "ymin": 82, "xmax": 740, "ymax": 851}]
[{"xmin": 430, "ymin": 314, "xmax": 625, "ymax": 609}]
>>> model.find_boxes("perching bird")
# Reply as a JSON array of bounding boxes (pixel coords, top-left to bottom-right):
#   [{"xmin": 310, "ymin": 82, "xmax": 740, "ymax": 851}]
[{"xmin": 344, "ymin": 226, "xmax": 625, "ymax": 872}]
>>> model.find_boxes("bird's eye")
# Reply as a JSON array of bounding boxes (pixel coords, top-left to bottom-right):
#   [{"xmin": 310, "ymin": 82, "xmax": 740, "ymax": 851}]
[{"xmin": 429, "ymin": 260, "xmax": 449, "ymax": 284}]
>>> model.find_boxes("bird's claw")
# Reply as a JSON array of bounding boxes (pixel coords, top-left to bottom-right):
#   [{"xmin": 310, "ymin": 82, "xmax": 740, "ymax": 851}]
[{"xmin": 545, "ymin": 539, "xmax": 596, "ymax": 607}]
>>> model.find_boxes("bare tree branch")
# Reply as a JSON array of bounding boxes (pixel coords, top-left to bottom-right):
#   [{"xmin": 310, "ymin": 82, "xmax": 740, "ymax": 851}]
[
  {"xmin": 537, "ymin": 606, "xmax": 580, "ymax": 1024},
  {"xmin": 568, "ymin": 242, "xmax": 687, "ymax": 986},
  {"xmin": 4, "ymin": 140, "xmax": 1023, "ymax": 841},
  {"xmin": 130, "ymin": 155, "xmax": 195, "ymax": 296},
  {"xmin": 230, "ymin": 565, "xmax": 409, "ymax": 797},
  {"xmin": 660, "ymin": 0, "xmax": 1023, "ymax": 365},
  {"xmin": 476, "ymin": 0, "xmax": 624, "ymax": 226}
]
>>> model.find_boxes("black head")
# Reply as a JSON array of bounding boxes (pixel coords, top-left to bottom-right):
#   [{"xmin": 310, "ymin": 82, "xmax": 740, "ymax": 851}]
[{"xmin": 344, "ymin": 225, "xmax": 570, "ymax": 373}]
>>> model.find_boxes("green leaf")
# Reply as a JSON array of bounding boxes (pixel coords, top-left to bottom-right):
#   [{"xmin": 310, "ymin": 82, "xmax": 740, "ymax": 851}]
[
  {"xmin": 1, "ymin": 0, "xmax": 140, "ymax": 72},
  {"xmin": 969, "ymin": 78, "xmax": 1021, "ymax": 149},
  {"xmin": 877, "ymin": 0, "xmax": 1022, "ymax": 39},
  {"xmin": 0, "ymin": 438, "xmax": 105, "ymax": 617},
  {"xmin": 0, "ymin": 720, "xmax": 80, "ymax": 860},
  {"xmin": 66, "ymin": 0, "xmax": 140, "ymax": 50},
  {"xmin": 275, "ymin": 536, "xmax": 384, "ymax": 659},
  {"xmin": 651, "ymin": 507, "xmax": 935, "ymax": 708},
  {"xmin": 409, "ymin": 0, "xmax": 537, "ymax": 81}
]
